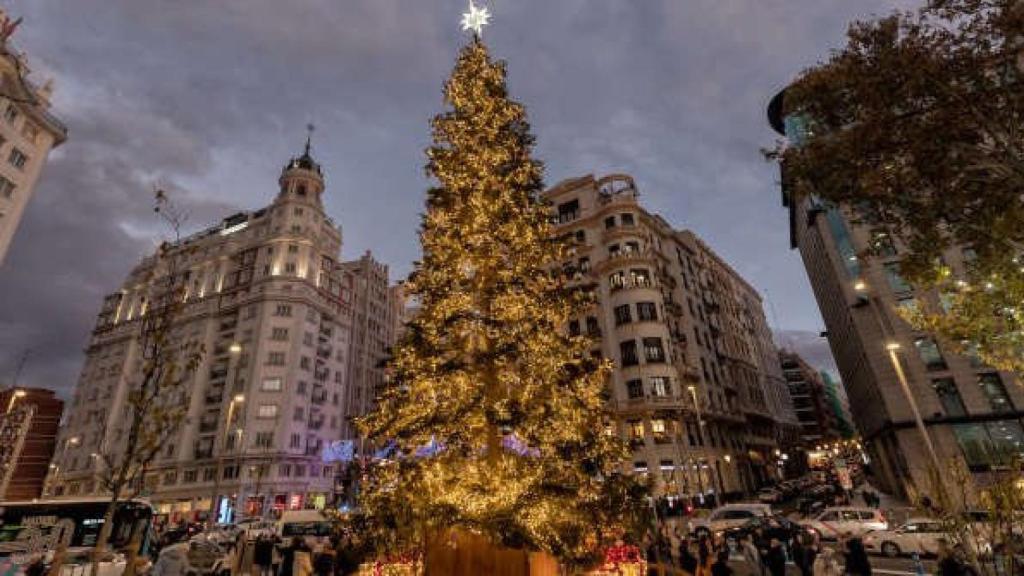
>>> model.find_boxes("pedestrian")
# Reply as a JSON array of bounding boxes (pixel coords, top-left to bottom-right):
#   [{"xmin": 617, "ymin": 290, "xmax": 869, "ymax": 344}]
[
  {"xmin": 679, "ymin": 538, "xmax": 699, "ymax": 575},
  {"xmin": 937, "ymin": 539, "xmax": 964, "ymax": 576},
  {"xmin": 843, "ymin": 535, "xmax": 872, "ymax": 576},
  {"xmin": 313, "ymin": 540, "xmax": 335, "ymax": 576},
  {"xmin": 764, "ymin": 538, "xmax": 787, "ymax": 576},
  {"xmin": 791, "ymin": 532, "xmax": 810, "ymax": 576},
  {"xmin": 711, "ymin": 548, "xmax": 733, "ymax": 576},
  {"xmin": 740, "ymin": 534, "xmax": 762, "ymax": 576},
  {"xmin": 812, "ymin": 547, "xmax": 842, "ymax": 576},
  {"xmin": 696, "ymin": 535, "xmax": 714, "ymax": 576},
  {"xmin": 253, "ymin": 535, "xmax": 275, "ymax": 576}
]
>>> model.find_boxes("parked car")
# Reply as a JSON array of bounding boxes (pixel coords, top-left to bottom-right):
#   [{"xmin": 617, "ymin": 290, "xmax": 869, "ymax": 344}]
[
  {"xmin": 863, "ymin": 518, "xmax": 944, "ymax": 557},
  {"xmin": 689, "ymin": 503, "xmax": 773, "ymax": 537},
  {"xmin": 722, "ymin": 515, "xmax": 804, "ymax": 548},
  {"xmin": 800, "ymin": 507, "xmax": 888, "ymax": 539},
  {"xmin": 757, "ymin": 488, "xmax": 784, "ymax": 504}
]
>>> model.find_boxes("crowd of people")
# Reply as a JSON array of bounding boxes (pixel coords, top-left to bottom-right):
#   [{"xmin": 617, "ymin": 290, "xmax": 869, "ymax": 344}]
[{"xmin": 643, "ymin": 525, "xmax": 876, "ymax": 576}]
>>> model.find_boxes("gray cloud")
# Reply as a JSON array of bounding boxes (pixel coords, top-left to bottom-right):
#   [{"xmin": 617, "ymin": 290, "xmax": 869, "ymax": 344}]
[{"xmin": 0, "ymin": 0, "xmax": 915, "ymax": 394}]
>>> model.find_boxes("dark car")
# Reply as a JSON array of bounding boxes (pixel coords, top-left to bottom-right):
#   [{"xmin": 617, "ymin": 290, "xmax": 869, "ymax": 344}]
[{"xmin": 722, "ymin": 515, "xmax": 804, "ymax": 549}]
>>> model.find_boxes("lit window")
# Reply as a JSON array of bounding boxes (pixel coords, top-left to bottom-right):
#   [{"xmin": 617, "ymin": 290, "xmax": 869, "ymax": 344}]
[
  {"xmin": 257, "ymin": 404, "xmax": 279, "ymax": 419},
  {"xmin": 261, "ymin": 378, "xmax": 283, "ymax": 392},
  {"xmin": 650, "ymin": 376, "xmax": 670, "ymax": 397}
]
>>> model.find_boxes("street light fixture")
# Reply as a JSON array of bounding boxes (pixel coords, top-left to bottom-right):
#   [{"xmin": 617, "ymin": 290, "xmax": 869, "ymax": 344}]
[
  {"xmin": 6, "ymin": 389, "xmax": 27, "ymax": 414},
  {"xmin": 229, "ymin": 343, "xmax": 243, "ymax": 355}
]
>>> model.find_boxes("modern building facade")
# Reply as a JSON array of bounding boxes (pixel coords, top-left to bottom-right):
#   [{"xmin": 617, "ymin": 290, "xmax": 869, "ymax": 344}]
[
  {"xmin": 47, "ymin": 145, "xmax": 361, "ymax": 522},
  {"xmin": 339, "ymin": 252, "xmax": 400, "ymax": 441},
  {"xmin": 769, "ymin": 91, "xmax": 1024, "ymax": 499},
  {"xmin": 820, "ymin": 371, "xmax": 856, "ymax": 439},
  {"xmin": 779, "ymin": 349, "xmax": 844, "ymax": 445},
  {"xmin": 546, "ymin": 174, "xmax": 800, "ymax": 501},
  {"xmin": 0, "ymin": 12, "xmax": 67, "ymax": 266},
  {"xmin": 0, "ymin": 388, "xmax": 63, "ymax": 500}
]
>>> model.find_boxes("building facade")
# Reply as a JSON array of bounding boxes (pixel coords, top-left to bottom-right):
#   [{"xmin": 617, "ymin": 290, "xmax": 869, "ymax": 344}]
[
  {"xmin": 779, "ymin": 349, "xmax": 843, "ymax": 445},
  {"xmin": 48, "ymin": 145, "xmax": 360, "ymax": 522},
  {"xmin": 339, "ymin": 252, "xmax": 400, "ymax": 441},
  {"xmin": 769, "ymin": 92, "xmax": 1024, "ymax": 499},
  {"xmin": 0, "ymin": 12, "xmax": 67, "ymax": 266},
  {"xmin": 0, "ymin": 388, "xmax": 63, "ymax": 500},
  {"xmin": 546, "ymin": 174, "xmax": 800, "ymax": 501}
]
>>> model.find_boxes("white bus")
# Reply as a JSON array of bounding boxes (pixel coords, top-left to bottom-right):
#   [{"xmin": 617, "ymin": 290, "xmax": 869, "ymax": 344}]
[{"xmin": 0, "ymin": 498, "xmax": 155, "ymax": 575}]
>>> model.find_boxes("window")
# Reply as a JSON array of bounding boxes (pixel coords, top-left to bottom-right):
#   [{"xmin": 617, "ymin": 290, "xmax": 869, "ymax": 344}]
[
  {"xmin": 578, "ymin": 257, "xmax": 590, "ymax": 272},
  {"xmin": 637, "ymin": 302, "xmax": 657, "ymax": 321},
  {"xmin": 650, "ymin": 376, "xmax": 670, "ymax": 397},
  {"xmin": 285, "ymin": 262, "xmax": 297, "ymax": 274},
  {"xmin": 630, "ymin": 269, "xmax": 652, "ymax": 288},
  {"xmin": 255, "ymin": 432, "xmax": 274, "ymax": 448},
  {"xmin": 279, "ymin": 464, "xmax": 292, "ymax": 478},
  {"xmin": 290, "ymin": 434, "xmax": 301, "ymax": 448},
  {"xmin": 3, "ymin": 105, "xmax": 17, "ymax": 124},
  {"xmin": 574, "ymin": 229, "xmax": 585, "ymax": 243},
  {"xmin": 183, "ymin": 469, "xmax": 198, "ymax": 483},
  {"xmin": 643, "ymin": 338, "xmax": 666, "ymax": 363},
  {"xmin": 586, "ymin": 316, "xmax": 600, "ymax": 337},
  {"xmin": 651, "ymin": 419, "xmax": 668, "ymax": 442},
  {"xmin": 223, "ymin": 465, "xmax": 239, "ymax": 480},
  {"xmin": 271, "ymin": 327, "xmax": 289, "ymax": 341},
  {"xmin": 884, "ymin": 263, "xmax": 913, "ymax": 294},
  {"xmin": 620, "ymin": 340, "xmax": 639, "ymax": 367},
  {"xmin": 626, "ymin": 379, "xmax": 643, "ymax": 399},
  {"xmin": 266, "ymin": 352, "xmax": 286, "ymax": 366},
  {"xmin": 261, "ymin": 377, "xmax": 283, "ymax": 392},
  {"xmin": 274, "ymin": 304, "xmax": 293, "ymax": 317},
  {"xmin": 257, "ymin": 404, "xmax": 279, "ymax": 419},
  {"xmin": 614, "ymin": 304, "xmax": 632, "ymax": 326},
  {"xmin": 203, "ymin": 467, "xmax": 217, "ymax": 482},
  {"xmin": 568, "ymin": 320, "xmax": 580, "ymax": 337},
  {"xmin": 0, "ymin": 175, "xmax": 14, "ymax": 199},
  {"xmin": 293, "ymin": 406, "xmax": 305, "ymax": 421},
  {"xmin": 824, "ymin": 207, "xmax": 860, "ymax": 279},
  {"xmin": 300, "ymin": 356, "xmax": 312, "ymax": 370},
  {"xmin": 978, "ymin": 373, "xmax": 1014, "ymax": 413},
  {"xmin": 914, "ymin": 338, "xmax": 947, "ymax": 371},
  {"xmin": 557, "ymin": 199, "xmax": 579, "ymax": 223},
  {"xmin": 604, "ymin": 216, "xmax": 616, "ymax": 229},
  {"xmin": 609, "ymin": 271, "xmax": 625, "ymax": 291},
  {"xmin": 620, "ymin": 213, "xmax": 635, "ymax": 226},
  {"xmin": 8, "ymin": 148, "xmax": 28, "ymax": 170},
  {"xmin": 629, "ymin": 420, "xmax": 644, "ymax": 440}
]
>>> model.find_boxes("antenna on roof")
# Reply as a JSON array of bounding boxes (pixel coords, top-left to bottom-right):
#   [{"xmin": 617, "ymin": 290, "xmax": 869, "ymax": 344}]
[{"xmin": 305, "ymin": 123, "xmax": 315, "ymax": 156}]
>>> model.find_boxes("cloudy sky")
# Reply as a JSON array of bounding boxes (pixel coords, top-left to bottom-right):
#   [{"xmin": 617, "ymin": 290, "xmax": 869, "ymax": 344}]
[{"xmin": 0, "ymin": 0, "xmax": 914, "ymax": 395}]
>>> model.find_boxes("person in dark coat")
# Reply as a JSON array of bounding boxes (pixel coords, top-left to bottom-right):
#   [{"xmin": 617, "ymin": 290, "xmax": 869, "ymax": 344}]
[
  {"xmin": 843, "ymin": 535, "xmax": 872, "ymax": 576},
  {"xmin": 764, "ymin": 538, "xmax": 788, "ymax": 576},
  {"xmin": 711, "ymin": 549, "xmax": 733, "ymax": 576},
  {"xmin": 679, "ymin": 538, "xmax": 699, "ymax": 575},
  {"xmin": 253, "ymin": 535, "xmax": 275, "ymax": 576}
]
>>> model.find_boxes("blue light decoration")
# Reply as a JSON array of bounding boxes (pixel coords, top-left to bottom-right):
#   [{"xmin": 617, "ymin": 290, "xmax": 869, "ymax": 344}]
[
  {"xmin": 414, "ymin": 436, "xmax": 444, "ymax": 458},
  {"xmin": 501, "ymin": 433, "xmax": 540, "ymax": 457}
]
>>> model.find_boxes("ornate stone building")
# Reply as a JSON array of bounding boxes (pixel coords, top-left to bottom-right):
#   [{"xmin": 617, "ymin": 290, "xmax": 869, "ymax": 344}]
[
  {"xmin": 546, "ymin": 174, "xmax": 800, "ymax": 500},
  {"xmin": 48, "ymin": 144, "xmax": 359, "ymax": 522},
  {"xmin": 0, "ymin": 12, "xmax": 67, "ymax": 265}
]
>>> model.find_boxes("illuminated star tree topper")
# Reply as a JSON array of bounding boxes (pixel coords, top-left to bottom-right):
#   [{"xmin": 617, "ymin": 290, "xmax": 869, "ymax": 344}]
[{"xmin": 461, "ymin": 0, "xmax": 490, "ymax": 36}]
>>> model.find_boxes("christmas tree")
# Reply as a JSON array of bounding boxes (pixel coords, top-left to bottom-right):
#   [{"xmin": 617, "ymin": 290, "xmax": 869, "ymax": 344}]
[{"xmin": 358, "ymin": 34, "xmax": 643, "ymax": 565}]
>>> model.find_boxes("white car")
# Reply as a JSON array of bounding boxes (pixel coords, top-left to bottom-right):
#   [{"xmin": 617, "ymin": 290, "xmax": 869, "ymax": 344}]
[
  {"xmin": 801, "ymin": 507, "xmax": 888, "ymax": 539},
  {"xmin": 690, "ymin": 503, "xmax": 773, "ymax": 536},
  {"xmin": 863, "ymin": 518, "xmax": 944, "ymax": 557}
]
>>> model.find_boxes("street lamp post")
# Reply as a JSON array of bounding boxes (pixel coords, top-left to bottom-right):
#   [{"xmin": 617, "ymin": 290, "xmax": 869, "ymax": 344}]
[{"xmin": 885, "ymin": 342, "xmax": 944, "ymax": 488}]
